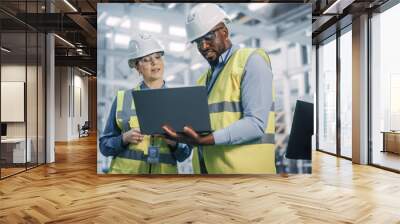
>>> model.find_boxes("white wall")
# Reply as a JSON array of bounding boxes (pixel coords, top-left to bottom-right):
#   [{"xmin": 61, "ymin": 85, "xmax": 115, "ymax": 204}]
[
  {"xmin": 71, "ymin": 73, "xmax": 89, "ymax": 138},
  {"xmin": 55, "ymin": 67, "xmax": 68, "ymax": 141},
  {"xmin": 1, "ymin": 65, "xmax": 40, "ymax": 138},
  {"xmin": 1, "ymin": 64, "xmax": 46, "ymax": 164},
  {"xmin": 54, "ymin": 67, "xmax": 89, "ymax": 141}
]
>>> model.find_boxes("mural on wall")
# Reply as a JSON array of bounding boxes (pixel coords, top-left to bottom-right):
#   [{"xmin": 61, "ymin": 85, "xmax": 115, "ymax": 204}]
[{"xmin": 97, "ymin": 3, "xmax": 313, "ymax": 174}]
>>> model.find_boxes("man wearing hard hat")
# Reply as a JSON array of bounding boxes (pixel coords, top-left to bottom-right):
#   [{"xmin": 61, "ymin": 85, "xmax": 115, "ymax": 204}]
[
  {"xmin": 163, "ymin": 3, "xmax": 276, "ymax": 174},
  {"xmin": 100, "ymin": 33, "xmax": 192, "ymax": 174}
]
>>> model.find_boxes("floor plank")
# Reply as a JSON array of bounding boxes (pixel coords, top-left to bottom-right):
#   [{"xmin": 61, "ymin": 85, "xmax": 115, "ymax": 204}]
[{"xmin": 1, "ymin": 135, "xmax": 400, "ymax": 223}]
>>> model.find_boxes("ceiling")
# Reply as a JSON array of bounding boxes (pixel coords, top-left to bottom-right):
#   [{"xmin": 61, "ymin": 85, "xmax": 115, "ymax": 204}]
[
  {"xmin": 311, "ymin": 0, "xmax": 390, "ymax": 44},
  {"xmin": 0, "ymin": 0, "xmax": 98, "ymax": 73},
  {"xmin": 1, "ymin": 0, "xmax": 350, "ymax": 76}
]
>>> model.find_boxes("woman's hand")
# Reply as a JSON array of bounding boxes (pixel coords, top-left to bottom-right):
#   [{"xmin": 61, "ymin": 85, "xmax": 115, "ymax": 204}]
[{"xmin": 122, "ymin": 128, "xmax": 144, "ymax": 145}]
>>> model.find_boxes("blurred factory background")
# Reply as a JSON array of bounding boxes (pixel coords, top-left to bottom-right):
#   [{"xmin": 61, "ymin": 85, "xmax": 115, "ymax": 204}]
[{"xmin": 97, "ymin": 3, "xmax": 313, "ymax": 174}]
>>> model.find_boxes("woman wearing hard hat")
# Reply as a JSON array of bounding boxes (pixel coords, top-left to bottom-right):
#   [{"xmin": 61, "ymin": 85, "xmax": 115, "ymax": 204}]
[{"xmin": 99, "ymin": 33, "xmax": 192, "ymax": 174}]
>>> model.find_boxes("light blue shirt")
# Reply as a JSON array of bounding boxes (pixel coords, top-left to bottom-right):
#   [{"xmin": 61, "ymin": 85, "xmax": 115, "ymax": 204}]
[{"xmin": 207, "ymin": 45, "xmax": 273, "ymax": 145}]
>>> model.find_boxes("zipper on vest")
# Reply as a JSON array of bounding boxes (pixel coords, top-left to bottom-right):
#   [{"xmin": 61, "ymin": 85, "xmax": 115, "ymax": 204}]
[{"xmin": 148, "ymin": 136, "xmax": 154, "ymax": 174}]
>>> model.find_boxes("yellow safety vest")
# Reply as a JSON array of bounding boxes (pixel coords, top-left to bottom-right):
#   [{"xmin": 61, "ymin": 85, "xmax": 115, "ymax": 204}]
[
  {"xmin": 109, "ymin": 85, "xmax": 178, "ymax": 174},
  {"xmin": 194, "ymin": 48, "xmax": 276, "ymax": 174}
]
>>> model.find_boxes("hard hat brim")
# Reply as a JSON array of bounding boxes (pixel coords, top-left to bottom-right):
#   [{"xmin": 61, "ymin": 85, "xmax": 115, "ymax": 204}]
[{"xmin": 187, "ymin": 19, "xmax": 230, "ymax": 44}]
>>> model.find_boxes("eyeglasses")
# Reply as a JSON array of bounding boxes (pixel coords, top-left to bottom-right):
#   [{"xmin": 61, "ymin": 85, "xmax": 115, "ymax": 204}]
[
  {"xmin": 139, "ymin": 52, "xmax": 163, "ymax": 64},
  {"xmin": 193, "ymin": 26, "xmax": 224, "ymax": 47}
]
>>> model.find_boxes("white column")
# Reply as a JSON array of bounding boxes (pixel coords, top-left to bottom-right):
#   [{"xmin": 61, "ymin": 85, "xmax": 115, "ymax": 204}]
[
  {"xmin": 45, "ymin": 1, "xmax": 56, "ymax": 163},
  {"xmin": 352, "ymin": 14, "xmax": 369, "ymax": 164},
  {"xmin": 46, "ymin": 33, "xmax": 55, "ymax": 163}
]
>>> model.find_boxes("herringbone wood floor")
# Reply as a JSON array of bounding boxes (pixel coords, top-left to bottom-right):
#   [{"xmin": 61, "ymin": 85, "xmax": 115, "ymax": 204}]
[{"xmin": 1, "ymin": 135, "xmax": 400, "ymax": 224}]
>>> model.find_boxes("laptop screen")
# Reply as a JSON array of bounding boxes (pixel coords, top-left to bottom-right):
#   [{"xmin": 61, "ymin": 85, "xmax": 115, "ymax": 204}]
[{"xmin": 132, "ymin": 86, "xmax": 211, "ymax": 135}]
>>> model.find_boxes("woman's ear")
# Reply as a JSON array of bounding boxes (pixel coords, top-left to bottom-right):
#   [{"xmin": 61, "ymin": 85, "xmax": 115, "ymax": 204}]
[{"xmin": 134, "ymin": 63, "xmax": 141, "ymax": 76}]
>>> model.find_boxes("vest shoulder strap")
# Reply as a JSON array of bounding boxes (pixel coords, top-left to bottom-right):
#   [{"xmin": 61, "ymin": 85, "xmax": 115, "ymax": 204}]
[
  {"xmin": 232, "ymin": 48, "xmax": 271, "ymax": 75},
  {"xmin": 117, "ymin": 89, "xmax": 136, "ymax": 132},
  {"xmin": 196, "ymin": 48, "xmax": 271, "ymax": 85},
  {"xmin": 197, "ymin": 69, "xmax": 211, "ymax": 85}
]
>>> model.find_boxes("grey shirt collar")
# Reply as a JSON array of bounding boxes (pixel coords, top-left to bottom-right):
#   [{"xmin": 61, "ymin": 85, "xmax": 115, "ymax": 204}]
[{"xmin": 140, "ymin": 80, "xmax": 166, "ymax": 90}]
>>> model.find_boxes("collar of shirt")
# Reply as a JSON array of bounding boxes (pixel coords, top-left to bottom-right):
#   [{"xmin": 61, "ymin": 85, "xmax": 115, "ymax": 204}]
[
  {"xmin": 206, "ymin": 45, "xmax": 239, "ymax": 93},
  {"xmin": 140, "ymin": 80, "xmax": 166, "ymax": 90},
  {"xmin": 212, "ymin": 44, "xmax": 238, "ymax": 70}
]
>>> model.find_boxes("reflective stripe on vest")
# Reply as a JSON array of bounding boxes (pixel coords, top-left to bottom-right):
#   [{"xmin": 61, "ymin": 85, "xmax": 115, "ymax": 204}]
[
  {"xmin": 195, "ymin": 48, "xmax": 276, "ymax": 174},
  {"xmin": 117, "ymin": 149, "xmax": 176, "ymax": 165},
  {"xmin": 208, "ymin": 101, "xmax": 274, "ymax": 113},
  {"xmin": 207, "ymin": 101, "xmax": 275, "ymax": 145}
]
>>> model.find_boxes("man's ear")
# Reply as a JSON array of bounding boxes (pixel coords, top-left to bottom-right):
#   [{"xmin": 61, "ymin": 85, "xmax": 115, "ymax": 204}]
[{"xmin": 221, "ymin": 24, "xmax": 229, "ymax": 39}]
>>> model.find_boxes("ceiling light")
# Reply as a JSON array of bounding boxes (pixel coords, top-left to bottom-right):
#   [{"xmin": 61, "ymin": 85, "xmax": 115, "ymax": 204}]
[
  {"xmin": 120, "ymin": 19, "xmax": 131, "ymax": 29},
  {"xmin": 105, "ymin": 33, "xmax": 113, "ymax": 38},
  {"xmin": 169, "ymin": 26, "xmax": 186, "ymax": 37},
  {"xmin": 239, "ymin": 43, "xmax": 245, "ymax": 48},
  {"xmin": 165, "ymin": 75, "xmax": 175, "ymax": 81},
  {"xmin": 78, "ymin": 67, "xmax": 92, "ymax": 76},
  {"xmin": 114, "ymin": 34, "xmax": 130, "ymax": 47},
  {"xmin": 190, "ymin": 63, "xmax": 202, "ymax": 70},
  {"xmin": 229, "ymin": 12, "xmax": 238, "ymax": 20},
  {"xmin": 1, "ymin": 47, "xmax": 11, "ymax": 53},
  {"xmin": 169, "ymin": 42, "xmax": 186, "ymax": 52},
  {"xmin": 248, "ymin": 3, "xmax": 268, "ymax": 11},
  {"xmin": 63, "ymin": 0, "xmax": 78, "ymax": 12},
  {"xmin": 105, "ymin": 16, "xmax": 121, "ymax": 26},
  {"xmin": 168, "ymin": 3, "xmax": 176, "ymax": 9},
  {"xmin": 54, "ymin": 34, "xmax": 75, "ymax": 48},
  {"xmin": 139, "ymin": 21, "xmax": 162, "ymax": 33},
  {"xmin": 98, "ymin": 12, "xmax": 107, "ymax": 23},
  {"xmin": 323, "ymin": 0, "xmax": 341, "ymax": 14},
  {"xmin": 322, "ymin": 0, "xmax": 351, "ymax": 14}
]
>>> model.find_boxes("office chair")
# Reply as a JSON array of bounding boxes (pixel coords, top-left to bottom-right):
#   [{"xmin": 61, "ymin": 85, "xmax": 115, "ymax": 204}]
[{"xmin": 79, "ymin": 121, "xmax": 90, "ymax": 138}]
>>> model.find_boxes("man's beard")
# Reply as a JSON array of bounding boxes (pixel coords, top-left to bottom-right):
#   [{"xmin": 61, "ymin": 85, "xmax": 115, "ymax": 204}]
[{"xmin": 209, "ymin": 59, "xmax": 219, "ymax": 68}]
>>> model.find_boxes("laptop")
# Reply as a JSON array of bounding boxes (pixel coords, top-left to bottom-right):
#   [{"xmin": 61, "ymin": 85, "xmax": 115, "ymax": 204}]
[{"xmin": 132, "ymin": 86, "xmax": 212, "ymax": 135}]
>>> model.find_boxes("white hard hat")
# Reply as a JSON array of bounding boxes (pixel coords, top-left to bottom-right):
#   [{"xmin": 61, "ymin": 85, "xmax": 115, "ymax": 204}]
[
  {"xmin": 127, "ymin": 33, "xmax": 164, "ymax": 63},
  {"xmin": 185, "ymin": 3, "xmax": 230, "ymax": 43}
]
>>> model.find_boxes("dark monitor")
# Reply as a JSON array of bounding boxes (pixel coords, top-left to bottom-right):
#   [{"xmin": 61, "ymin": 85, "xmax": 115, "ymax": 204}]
[
  {"xmin": 285, "ymin": 100, "xmax": 313, "ymax": 160},
  {"xmin": 1, "ymin": 123, "xmax": 7, "ymax": 137}
]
